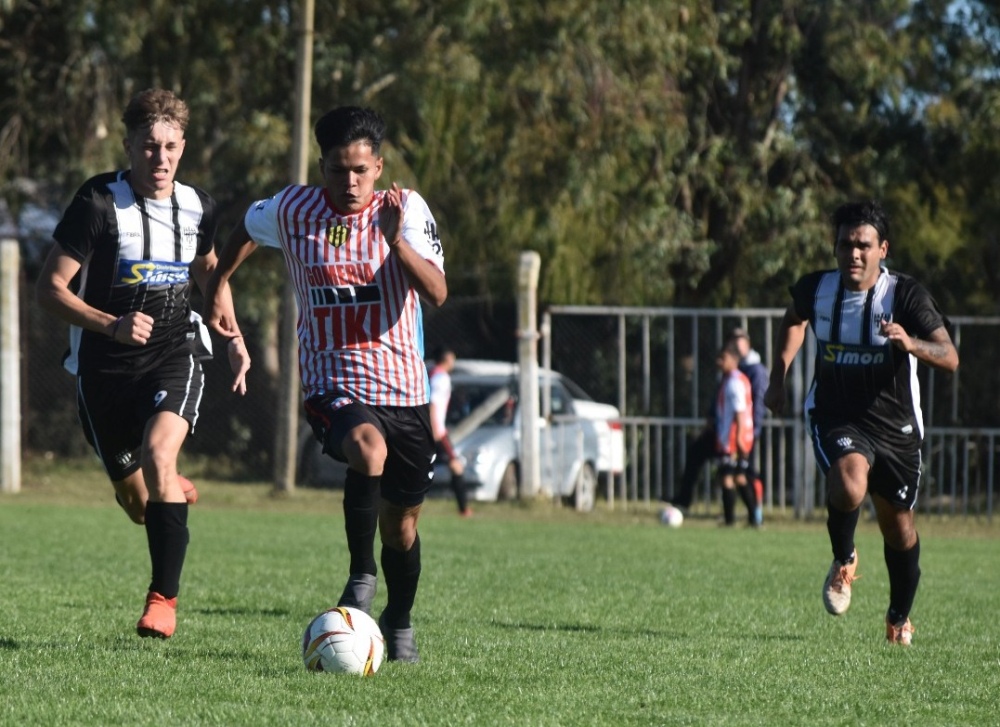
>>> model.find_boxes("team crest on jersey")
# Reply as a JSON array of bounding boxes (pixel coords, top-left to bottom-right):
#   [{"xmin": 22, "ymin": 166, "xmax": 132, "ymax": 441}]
[{"xmin": 327, "ymin": 223, "xmax": 350, "ymax": 248}]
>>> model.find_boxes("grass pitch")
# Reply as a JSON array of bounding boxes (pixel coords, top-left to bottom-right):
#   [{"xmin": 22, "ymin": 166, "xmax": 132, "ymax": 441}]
[{"xmin": 1, "ymin": 458, "xmax": 997, "ymax": 726}]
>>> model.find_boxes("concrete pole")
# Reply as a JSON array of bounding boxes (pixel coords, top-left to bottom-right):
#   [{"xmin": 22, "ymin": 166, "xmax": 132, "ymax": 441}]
[
  {"xmin": 273, "ymin": 0, "xmax": 314, "ymax": 493},
  {"xmin": 1, "ymin": 231, "xmax": 21, "ymax": 494},
  {"xmin": 517, "ymin": 252, "xmax": 541, "ymax": 498}
]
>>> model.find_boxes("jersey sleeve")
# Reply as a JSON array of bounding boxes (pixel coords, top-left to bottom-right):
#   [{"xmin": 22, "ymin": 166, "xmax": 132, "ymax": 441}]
[
  {"xmin": 894, "ymin": 275, "xmax": 948, "ymax": 339},
  {"xmin": 51, "ymin": 180, "xmax": 111, "ymax": 263},
  {"xmin": 788, "ymin": 271, "xmax": 826, "ymax": 322},
  {"xmin": 244, "ymin": 190, "xmax": 288, "ymax": 249},
  {"xmin": 401, "ymin": 190, "xmax": 444, "ymax": 273},
  {"xmin": 193, "ymin": 187, "xmax": 218, "ymax": 256}
]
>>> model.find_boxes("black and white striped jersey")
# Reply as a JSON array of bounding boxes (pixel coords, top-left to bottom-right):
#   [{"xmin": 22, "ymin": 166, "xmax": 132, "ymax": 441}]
[
  {"xmin": 790, "ymin": 267, "xmax": 949, "ymax": 439},
  {"xmin": 52, "ymin": 171, "xmax": 217, "ymax": 376}
]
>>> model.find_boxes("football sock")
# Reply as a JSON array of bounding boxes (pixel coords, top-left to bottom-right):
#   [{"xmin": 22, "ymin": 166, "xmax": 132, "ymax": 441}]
[
  {"xmin": 885, "ymin": 537, "xmax": 921, "ymax": 623},
  {"xmin": 737, "ymin": 482, "xmax": 757, "ymax": 521},
  {"xmin": 721, "ymin": 488, "xmax": 737, "ymax": 525},
  {"xmin": 381, "ymin": 534, "xmax": 421, "ymax": 629},
  {"xmin": 826, "ymin": 503, "xmax": 860, "ymax": 564},
  {"xmin": 343, "ymin": 469, "xmax": 380, "ymax": 576},
  {"xmin": 452, "ymin": 473, "xmax": 469, "ymax": 513},
  {"xmin": 144, "ymin": 501, "xmax": 189, "ymax": 599}
]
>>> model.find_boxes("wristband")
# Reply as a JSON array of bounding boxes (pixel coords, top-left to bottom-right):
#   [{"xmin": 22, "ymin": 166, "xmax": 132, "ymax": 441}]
[{"xmin": 111, "ymin": 316, "xmax": 123, "ymax": 340}]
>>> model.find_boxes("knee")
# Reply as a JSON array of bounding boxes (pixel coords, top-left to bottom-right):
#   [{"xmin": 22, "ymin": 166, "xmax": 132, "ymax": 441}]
[
  {"xmin": 343, "ymin": 428, "xmax": 388, "ymax": 476},
  {"xmin": 381, "ymin": 524, "xmax": 417, "ymax": 551},
  {"xmin": 883, "ymin": 522, "xmax": 918, "ymax": 551}
]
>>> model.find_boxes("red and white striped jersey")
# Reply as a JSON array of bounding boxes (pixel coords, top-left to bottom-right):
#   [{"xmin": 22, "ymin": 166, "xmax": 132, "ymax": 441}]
[{"xmin": 244, "ymin": 185, "xmax": 444, "ymax": 406}]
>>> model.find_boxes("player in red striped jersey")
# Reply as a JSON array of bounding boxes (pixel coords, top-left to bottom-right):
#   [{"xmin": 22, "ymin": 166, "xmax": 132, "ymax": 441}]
[{"xmin": 204, "ymin": 106, "xmax": 447, "ymax": 662}]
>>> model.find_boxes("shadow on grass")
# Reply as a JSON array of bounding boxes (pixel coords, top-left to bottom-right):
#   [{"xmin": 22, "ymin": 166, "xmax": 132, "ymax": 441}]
[
  {"xmin": 489, "ymin": 619, "xmax": 806, "ymax": 642},
  {"xmin": 191, "ymin": 607, "xmax": 292, "ymax": 617}
]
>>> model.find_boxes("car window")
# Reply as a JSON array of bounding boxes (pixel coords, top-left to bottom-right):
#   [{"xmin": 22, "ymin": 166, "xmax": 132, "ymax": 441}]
[
  {"xmin": 448, "ymin": 381, "xmax": 516, "ymax": 426},
  {"xmin": 558, "ymin": 375, "xmax": 595, "ymax": 402},
  {"xmin": 547, "ymin": 382, "xmax": 570, "ymax": 416}
]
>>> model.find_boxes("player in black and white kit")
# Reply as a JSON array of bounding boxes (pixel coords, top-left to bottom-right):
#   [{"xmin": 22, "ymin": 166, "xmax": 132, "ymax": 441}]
[
  {"xmin": 764, "ymin": 200, "xmax": 958, "ymax": 646},
  {"xmin": 37, "ymin": 88, "xmax": 248, "ymax": 639}
]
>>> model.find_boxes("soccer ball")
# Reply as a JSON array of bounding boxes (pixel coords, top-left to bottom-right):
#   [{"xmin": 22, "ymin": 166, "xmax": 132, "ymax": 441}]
[
  {"xmin": 302, "ymin": 606, "xmax": 385, "ymax": 675},
  {"xmin": 659, "ymin": 504, "xmax": 684, "ymax": 528}
]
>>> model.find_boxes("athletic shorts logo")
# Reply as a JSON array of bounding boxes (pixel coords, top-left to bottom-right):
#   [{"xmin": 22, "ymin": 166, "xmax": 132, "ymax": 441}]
[
  {"xmin": 327, "ymin": 223, "xmax": 349, "ymax": 248},
  {"xmin": 115, "ymin": 450, "xmax": 133, "ymax": 468},
  {"xmin": 897, "ymin": 486, "xmax": 909, "ymax": 500},
  {"xmin": 836, "ymin": 436, "xmax": 853, "ymax": 450},
  {"xmin": 153, "ymin": 390, "xmax": 168, "ymax": 407}
]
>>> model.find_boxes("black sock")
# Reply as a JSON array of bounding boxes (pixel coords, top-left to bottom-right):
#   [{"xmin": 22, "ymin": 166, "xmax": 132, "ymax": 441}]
[
  {"xmin": 343, "ymin": 469, "xmax": 380, "ymax": 576},
  {"xmin": 452, "ymin": 474, "xmax": 468, "ymax": 512},
  {"xmin": 721, "ymin": 488, "xmax": 737, "ymax": 525},
  {"xmin": 380, "ymin": 534, "xmax": 421, "ymax": 628},
  {"xmin": 737, "ymin": 483, "xmax": 757, "ymax": 522},
  {"xmin": 144, "ymin": 502, "xmax": 189, "ymax": 599},
  {"xmin": 885, "ymin": 538, "xmax": 921, "ymax": 624},
  {"xmin": 826, "ymin": 503, "xmax": 860, "ymax": 564}
]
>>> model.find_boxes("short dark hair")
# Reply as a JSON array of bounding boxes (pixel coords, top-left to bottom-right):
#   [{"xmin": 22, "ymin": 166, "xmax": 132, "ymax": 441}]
[
  {"xmin": 314, "ymin": 106, "xmax": 386, "ymax": 156},
  {"xmin": 432, "ymin": 345, "xmax": 455, "ymax": 363},
  {"xmin": 122, "ymin": 88, "xmax": 189, "ymax": 135},
  {"xmin": 832, "ymin": 200, "xmax": 890, "ymax": 243},
  {"xmin": 720, "ymin": 341, "xmax": 742, "ymax": 360}
]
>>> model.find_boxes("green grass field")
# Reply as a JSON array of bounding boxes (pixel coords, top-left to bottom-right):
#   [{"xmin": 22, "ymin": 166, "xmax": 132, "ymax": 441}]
[{"xmin": 1, "ymin": 458, "xmax": 997, "ymax": 726}]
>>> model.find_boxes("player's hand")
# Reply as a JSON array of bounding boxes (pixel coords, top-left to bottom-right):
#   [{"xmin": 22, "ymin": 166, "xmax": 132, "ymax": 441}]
[
  {"xmin": 449, "ymin": 457, "xmax": 465, "ymax": 477},
  {"xmin": 378, "ymin": 182, "xmax": 405, "ymax": 247},
  {"xmin": 880, "ymin": 319, "xmax": 914, "ymax": 353},
  {"xmin": 764, "ymin": 380, "xmax": 786, "ymax": 415},
  {"xmin": 226, "ymin": 337, "xmax": 251, "ymax": 395},
  {"xmin": 112, "ymin": 311, "xmax": 155, "ymax": 345}
]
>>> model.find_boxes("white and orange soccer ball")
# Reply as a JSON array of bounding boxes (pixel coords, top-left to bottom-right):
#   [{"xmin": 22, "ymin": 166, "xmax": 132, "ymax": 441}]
[{"xmin": 302, "ymin": 606, "xmax": 385, "ymax": 675}]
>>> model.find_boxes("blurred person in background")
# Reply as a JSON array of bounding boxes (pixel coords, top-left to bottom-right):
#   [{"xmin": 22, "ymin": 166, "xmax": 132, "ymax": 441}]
[
  {"xmin": 428, "ymin": 346, "xmax": 472, "ymax": 517},
  {"xmin": 729, "ymin": 328, "xmax": 769, "ymax": 524},
  {"xmin": 713, "ymin": 342, "xmax": 758, "ymax": 527}
]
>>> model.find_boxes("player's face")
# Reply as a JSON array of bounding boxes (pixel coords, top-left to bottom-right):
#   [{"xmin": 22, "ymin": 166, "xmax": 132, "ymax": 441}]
[
  {"xmin": 835, "ymin": 223, "xmax": 887, "ymax": 292},
  {"xmin": 124, "ymin": 121, "xmax": 186, "ymax": 200},
  {"xmin": 320, "ymin": 141, "xmax": 384, "ymax": 214}
]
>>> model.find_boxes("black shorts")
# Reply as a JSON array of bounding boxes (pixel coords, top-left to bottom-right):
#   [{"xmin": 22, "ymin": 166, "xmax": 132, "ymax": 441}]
[
  {"xmin": 809, "ymin": 417, "xmax": 922, "ymax": 510},
  {"xmin": 77, "ymin": 355, "xmax": 204, "ymax": 481},
  {"xmin": 304, "ymin": 393, "xmax": 435, "ymax": 507}
]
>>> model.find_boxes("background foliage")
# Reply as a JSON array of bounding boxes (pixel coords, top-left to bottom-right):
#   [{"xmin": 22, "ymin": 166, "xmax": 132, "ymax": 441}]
[
  {"xmin": 4, "ymin": 1, "xmax": 1000, "ymax": 474},
  {"xmin": 3, "ymin": 0, "xmax": 1000, "ymax": 311}
]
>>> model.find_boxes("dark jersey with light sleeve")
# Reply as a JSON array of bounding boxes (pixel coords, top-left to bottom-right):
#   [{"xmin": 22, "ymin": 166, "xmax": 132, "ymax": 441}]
[
  {"xmin": 52, "ymin": 171, "xmax": 217, "ymax": 376},
  {"xmin": 790, "ymin": 267, "xmax": 949, "ymax": 440}
]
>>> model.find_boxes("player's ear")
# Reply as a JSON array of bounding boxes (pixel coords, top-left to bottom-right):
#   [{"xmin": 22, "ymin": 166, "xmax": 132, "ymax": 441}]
[
  {"xmin": 880, "ymin": 240, "xmax": 889, "ymax": 259},
  {"xmin": 374, "ymin": 155, "xmax": 384, "ymax": 180}
]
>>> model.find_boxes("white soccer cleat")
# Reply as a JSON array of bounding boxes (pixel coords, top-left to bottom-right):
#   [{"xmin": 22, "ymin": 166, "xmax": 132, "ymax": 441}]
[{"xmin": 822, "ymin": 551, "xmax": 859, "ymax": 615}]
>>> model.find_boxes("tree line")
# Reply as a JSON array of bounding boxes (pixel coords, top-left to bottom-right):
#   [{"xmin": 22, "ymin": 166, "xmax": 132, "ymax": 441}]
[{"xmin": 3, "ymin": 0, "xmax": 999, "ymax": 317}]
